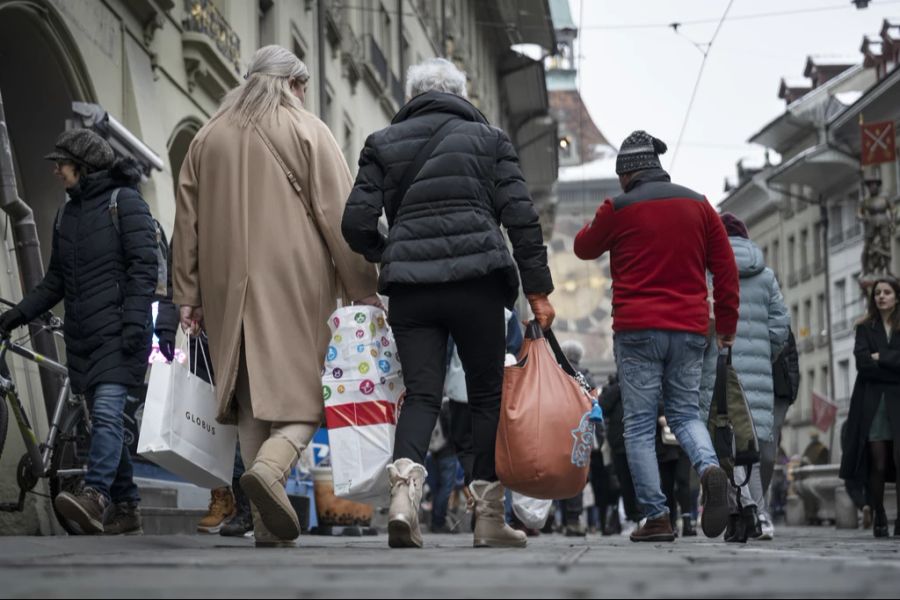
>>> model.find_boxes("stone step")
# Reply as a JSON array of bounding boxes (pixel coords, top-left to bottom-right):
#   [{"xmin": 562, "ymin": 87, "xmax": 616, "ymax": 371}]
[
  {"xmin": 139, "ymin": 507, "xmax": 208, "ymax": 536},
  {"xmin": 137, "ymin": 486, "xmax": 179, "ymax": 509}
]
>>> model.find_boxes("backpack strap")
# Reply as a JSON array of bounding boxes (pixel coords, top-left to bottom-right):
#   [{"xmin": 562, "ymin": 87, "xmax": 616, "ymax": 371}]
[{"xmin": 108, "ymin": 188, "xmax": 121, "ymax": 234}]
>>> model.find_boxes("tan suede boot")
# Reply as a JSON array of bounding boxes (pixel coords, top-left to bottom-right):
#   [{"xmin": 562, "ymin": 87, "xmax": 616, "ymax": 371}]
[
  {"xmin": 240, "ymin": 438, "xmax": 300, "ymax": 541},
  {"xmin": 470, "ymin": 480, "xmax": 527, "ymax": 548},
  {"xmin": 251, "ymin": 506, "xmax": 297, "ymax": 548},
  {"xmin": 387, "ymin": 458, "xmax": 427, "ymax": 548},
  {"xmin": 196, "ymin": 487, "xmax": 236, "ymax": 534}
]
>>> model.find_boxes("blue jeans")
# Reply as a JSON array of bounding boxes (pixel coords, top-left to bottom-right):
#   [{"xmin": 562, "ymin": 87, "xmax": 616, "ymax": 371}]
[
  {"xmin": 426, "ymin": 454, "xmax": 458, "ymax": 528},
  {"xmin": 83, "ymin": 383, "xmax": 140, "ymax": 504},
  {"xmin": 615, "ymin": 330, "xmax": 718, "ymax": 520}
]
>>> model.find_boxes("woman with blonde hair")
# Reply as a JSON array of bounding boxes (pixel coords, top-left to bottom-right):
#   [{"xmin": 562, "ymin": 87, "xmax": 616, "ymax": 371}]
[{"xmin": 173, "ymin": 45, "xmax": 379, "ymax": 547}]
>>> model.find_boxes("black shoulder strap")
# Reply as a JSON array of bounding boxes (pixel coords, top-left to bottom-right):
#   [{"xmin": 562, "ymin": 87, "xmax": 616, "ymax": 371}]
[
  {"xmin": 544, "ymin": 326, "xmax": 594, "ymax": 395},
  {"xmin": 394, "ymin": 117, "xmax": 460, "ymax": 209}
]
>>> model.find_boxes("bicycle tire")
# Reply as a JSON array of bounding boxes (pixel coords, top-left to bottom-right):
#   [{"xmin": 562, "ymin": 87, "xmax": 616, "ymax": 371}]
[
  {"xmin": 48, "ymin": 406, "xmax": 90, "ymax": 535},
  {"xmin": 0, "ymin": 395, "xmax": 8, "ymax": 465}
]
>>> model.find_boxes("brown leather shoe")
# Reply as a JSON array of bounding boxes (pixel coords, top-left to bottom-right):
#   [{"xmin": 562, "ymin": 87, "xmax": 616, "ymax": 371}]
[{"xmin": 630, "ymin": 515, "xmax": 675, "ymax": 543}]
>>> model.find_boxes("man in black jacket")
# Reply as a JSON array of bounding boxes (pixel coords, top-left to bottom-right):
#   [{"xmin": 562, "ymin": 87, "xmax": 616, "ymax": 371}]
[{"xmin": 342, "ymin": 58, "xmax": 555, "ymax": 549}]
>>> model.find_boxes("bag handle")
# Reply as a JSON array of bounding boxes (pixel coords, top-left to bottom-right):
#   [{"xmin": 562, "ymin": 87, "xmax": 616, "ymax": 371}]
[
  {"xmin": 181, "ymin": 332, "xmax": 215, "ymax": 390},
  {"xmin": 713, "ymin": 347, "xmax": 733, "ymax": 417},
  {"xmin": 524, "ymin": 320, "xmax": 545, "ymax": 341},
  {"xmin": 544, "ymin": 326, "xmax": 604, "ymax": 422},
  {"xmin": 544, "ymin": 327, "xmax": 578, "ymax": 380}
]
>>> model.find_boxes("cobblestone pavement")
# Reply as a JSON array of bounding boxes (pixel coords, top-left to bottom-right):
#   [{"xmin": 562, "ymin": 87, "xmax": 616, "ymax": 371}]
[{"xmin": 1, "ymin": 527, "xmax": 898, "ymax": 598}]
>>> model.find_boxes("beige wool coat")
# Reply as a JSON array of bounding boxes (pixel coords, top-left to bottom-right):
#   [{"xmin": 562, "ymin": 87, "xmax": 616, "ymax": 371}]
[{"xmin": 173, "ymin": 106, "xmax": 378, "ymax": 424}]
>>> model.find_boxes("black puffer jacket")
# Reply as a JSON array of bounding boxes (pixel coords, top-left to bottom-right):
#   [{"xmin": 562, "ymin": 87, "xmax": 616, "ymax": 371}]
[
  {"xmin": 17, "ymin": 159, "xmax": 159, "ymax": 393},
  {"xmin": 342, "ymin": 91, "xmax": 552, "ymax": 307}
]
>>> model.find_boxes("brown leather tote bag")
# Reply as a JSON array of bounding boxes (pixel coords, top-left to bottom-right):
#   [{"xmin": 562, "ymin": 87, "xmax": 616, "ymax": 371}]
[{"xmin": 496, "ymin": 323, "xmax": 594, "ymax": 499}]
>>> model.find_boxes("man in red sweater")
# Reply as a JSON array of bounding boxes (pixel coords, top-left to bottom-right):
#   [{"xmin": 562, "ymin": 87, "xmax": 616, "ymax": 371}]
[{"xmin": 574, "ymin": 130, "xmax": 739, "ymax": 543}]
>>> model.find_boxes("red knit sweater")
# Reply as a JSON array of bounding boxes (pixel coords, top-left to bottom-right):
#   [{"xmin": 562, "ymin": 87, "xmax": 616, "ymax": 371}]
[{"xmin": 574, "ymin": 172, "xmax": 739, "ymax": 337}]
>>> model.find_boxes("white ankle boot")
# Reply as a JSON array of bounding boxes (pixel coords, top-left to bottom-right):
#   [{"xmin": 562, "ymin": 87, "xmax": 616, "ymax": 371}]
[
  {"xmin": 470, "ymin": 480, "xmax": 527, "ymax": 548},
  {"xmin": 387, "ymin": 458, "xmax": 427, "ymax": 548}
]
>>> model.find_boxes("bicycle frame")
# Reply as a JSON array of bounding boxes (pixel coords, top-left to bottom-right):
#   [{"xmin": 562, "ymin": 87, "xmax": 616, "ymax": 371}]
[{"xmin": 0, "ymin": 338, "xmax": 87, "ymax": 479}]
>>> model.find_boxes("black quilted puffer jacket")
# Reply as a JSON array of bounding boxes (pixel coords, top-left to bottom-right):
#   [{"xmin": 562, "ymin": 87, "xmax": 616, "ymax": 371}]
[
  {"xmin": 17, "ymin": 159, "xmax": 159, "ymax": 393},
  {"xmin": 341, "ymin": 91, "xmax": 553, "ymax": 307}
]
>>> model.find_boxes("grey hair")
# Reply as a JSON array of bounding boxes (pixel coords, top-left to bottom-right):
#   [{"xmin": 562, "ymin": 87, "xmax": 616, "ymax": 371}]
[
  {"xmin": 560, "ymin": 340, "xmax": 585, "ymax": 366},
  {"xmin": 217, "ymin": 45, "xmax": 310, "ymax": 127},
  {"xmin": 406, "ymin": 58, "xmax": 468, "ymax": 100}
]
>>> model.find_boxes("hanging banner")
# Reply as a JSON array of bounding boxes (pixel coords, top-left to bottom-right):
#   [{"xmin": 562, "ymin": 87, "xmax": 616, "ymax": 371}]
[
  {"xmin": 811, "ymin": 391, "xmax": 838, "ymax": 433},
  {"xmin": 860, "ymin": 121, "xmax": 896, "ymax": 166}
]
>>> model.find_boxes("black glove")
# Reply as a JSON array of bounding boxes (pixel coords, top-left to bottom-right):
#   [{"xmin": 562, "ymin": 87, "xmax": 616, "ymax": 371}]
[
  {"xmin": 122, "ymin": 323, "xmax": 148, "ymax": 355},
  {"xmin": 156, "ymin": 328, "xmax": 176, "ymax": 362},
  {"xmin": 0, "ymin": 308, "xmax": 26, "ymax": 337}
]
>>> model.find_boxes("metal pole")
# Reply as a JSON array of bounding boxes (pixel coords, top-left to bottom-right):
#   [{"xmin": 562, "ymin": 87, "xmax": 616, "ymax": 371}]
[
  {"xmin": 317, "ymin": 0, "xmax": 327, "ymax": 123},
  {"xmin": 398, "ymin": 0, "xmax": 404, "ymax": 80},
  {"xmin": 440, "ymin": 0, "xmax": 446, "ymax": 57},
  {"xmin": 820, "ymin": 197, "xmax": 838, "ymax": 458},
  {"xmin": 0, "ymin": 88, "xmax": 63, "ymax": 421}
]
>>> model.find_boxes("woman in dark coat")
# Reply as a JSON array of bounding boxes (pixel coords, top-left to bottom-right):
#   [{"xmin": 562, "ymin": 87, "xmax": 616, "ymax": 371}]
[
  {"xmin": 840, "ymin": 276, "xmax": 900, "ymax": 537},
  {"xmin": 0, "ymin": 129, "xmax": 158, "ymax": 536}
]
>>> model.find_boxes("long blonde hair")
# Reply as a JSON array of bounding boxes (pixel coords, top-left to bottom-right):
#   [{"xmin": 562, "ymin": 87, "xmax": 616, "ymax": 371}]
[{"xmin": 217, "ymin": 45, "xmax": 309, "ymax": 127}]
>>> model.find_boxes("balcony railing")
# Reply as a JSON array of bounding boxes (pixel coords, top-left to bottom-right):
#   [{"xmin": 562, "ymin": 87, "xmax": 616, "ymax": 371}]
[
  {"xmin": 183, "ymin": 0, "xmax": 241, "ymax": 75},
  {"xmin": 845, "ymin": 223, "xmax": 862, "ymax": 241},
  {"xmin": 789, "ymin": 273, "xmax": 799, "ymax": 287},
  {"xmin": 829, "ymin": 230, "xmax": 845, "ymax": 246},
  {"xmin": 801, "ymin": 265, "xmax": 812, "ymax": 282},
  {"xmin": 816, "ymin": 333, "xmax": 829, "ymax": 348}
]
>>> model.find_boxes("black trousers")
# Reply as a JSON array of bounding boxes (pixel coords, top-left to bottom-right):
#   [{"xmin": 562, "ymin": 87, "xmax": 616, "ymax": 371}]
[
  {"xmin": 390, "ymin": 277, "xmax": 506, "ymax": 482},
  {"xmin": 448, "ymin": 400, "xmax": 475, "ymax": 484},
  {"xmin": 660, "ymin": 453, "xmax": 692, "ymax": 524},
  {"xmin": 613, "ymin": 452, "xmax": 641, "ymax": 522}
]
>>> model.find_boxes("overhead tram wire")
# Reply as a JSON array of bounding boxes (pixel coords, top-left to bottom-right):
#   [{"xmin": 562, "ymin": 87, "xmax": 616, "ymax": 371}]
[{"xmin": 669, "ymin": 0, "xmax": 735, "ymax": 174}]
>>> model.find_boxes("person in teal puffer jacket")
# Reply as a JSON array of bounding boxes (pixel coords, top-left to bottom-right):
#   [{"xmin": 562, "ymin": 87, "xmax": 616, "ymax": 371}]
[{"xmin": 719, "ymin": 213, "xmax": 790, "ymax": 542}]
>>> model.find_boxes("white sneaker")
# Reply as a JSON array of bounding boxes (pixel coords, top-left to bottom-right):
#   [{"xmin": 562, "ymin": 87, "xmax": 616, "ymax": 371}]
[{"xmin": 758, "ymin": 513, "xmax": 775, "ymax": 540}]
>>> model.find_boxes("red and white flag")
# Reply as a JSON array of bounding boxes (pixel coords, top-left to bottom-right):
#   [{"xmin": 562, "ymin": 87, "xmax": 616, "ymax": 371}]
[
  {"xmin": 861, "ymin": 121, "xmax": 896, "ymax": 166},
  {"xmin": 811, "ymin": 391, "xmax": 838, "ymax": 433}
]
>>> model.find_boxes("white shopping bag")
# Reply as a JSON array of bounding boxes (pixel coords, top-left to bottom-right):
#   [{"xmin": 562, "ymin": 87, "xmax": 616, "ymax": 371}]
[
  {"xmin": 323, "ymin": 306, "xmax": 404, "ymax": 505},
  {"xmin": 511, "ymin": 492, "xmax": 553, "ymax": 529},
  {"xmin": 137, "ymin": 345, "xmax": 237, "ymax": 489}
]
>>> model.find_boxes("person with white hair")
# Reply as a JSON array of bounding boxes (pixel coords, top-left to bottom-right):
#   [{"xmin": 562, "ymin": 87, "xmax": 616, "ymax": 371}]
[
  {"xmin": 342, "ymin": 57, "xmax": 555, "ymax": 549},
  {"xmin": 173, "ymin": 45, "xmax": 379, "ymax": 548}
]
